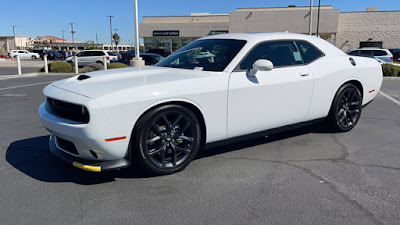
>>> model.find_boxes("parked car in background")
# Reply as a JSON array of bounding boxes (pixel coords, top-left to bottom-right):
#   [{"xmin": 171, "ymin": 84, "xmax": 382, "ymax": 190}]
[
  {"xmin": 39, "ymin": 33, "xmax": 382, "ymax": 175},
  {"xmin": 146, "ymin": 48, "xmax": 169, "ymax": 57},
  {"xmin": 389, "ymin": 49, "xmax": 400, "ymax": 61},
  {"xmin": 57, "ymin": 51, "xmax": 69, "ymax": 58},
  {"xmin": 65, "ymin": 50, "xmax": 118, "ymax": 66},
  {"xmin": 9, "ymin": 50, "xmax": 40, "ymax": 59},
  {"xmin": 33, "ymin": 49, "xmax": 45, "ymax": 58},
  {"xmin": 111, "ymin": 53, "xmax": 164, "ymax": 66},
  {"xmin": 108, "ymin": 51, "xmax": 121, "ymax": 59},
  {"xmin": 347, "ymin": 48, "xmax": 393, "ymax": 63},
  {"xmin": 41, "ymin": 50, "xmax": 66, "ymax": 61}
]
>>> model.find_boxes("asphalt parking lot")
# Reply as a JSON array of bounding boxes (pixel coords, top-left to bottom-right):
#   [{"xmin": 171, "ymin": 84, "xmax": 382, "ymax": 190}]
[
  {"xmin": 0, "ymin": 75, "xmax": 399, "ymax": 225},
  {"xmin": 0, "ymin": 60, "xmax": 45, "ymax": 76}
]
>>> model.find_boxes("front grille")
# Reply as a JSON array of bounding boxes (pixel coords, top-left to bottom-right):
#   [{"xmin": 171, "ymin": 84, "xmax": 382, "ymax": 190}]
[
  {"xmin": 56, "ymin": 137, "xmax": 79, "ymax": 155},
  {"xmin": 46, "ymin": 97, "xmax": 90, "ymax": 123}
]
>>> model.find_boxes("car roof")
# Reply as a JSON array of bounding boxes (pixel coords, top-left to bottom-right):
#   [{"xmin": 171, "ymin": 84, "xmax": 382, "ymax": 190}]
[
  {"xmin": 200, "ymin": 32, "xmax": 345, "ymax": 57},
  {"xmin": 352, "ymin": 48, "xmax": 390, "ymax": 51}
]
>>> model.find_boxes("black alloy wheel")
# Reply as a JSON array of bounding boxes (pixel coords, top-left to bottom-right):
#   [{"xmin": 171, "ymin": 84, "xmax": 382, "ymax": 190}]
[
  {"xmin": 329, "ymin": 83, "xmax": 362, "ymax": 132},
  {"xmin": 133, "ymin": 105, "xmax": 202, "ymax": 175}
]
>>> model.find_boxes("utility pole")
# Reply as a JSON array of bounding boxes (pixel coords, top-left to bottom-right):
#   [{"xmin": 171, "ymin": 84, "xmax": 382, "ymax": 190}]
[
  {"xmin": 62, "ymin": 30, "xmax": 65, "ymax": 50},
  {"xmin": 96, "ymin": 33, "xmax": 99, "ymax": 45},
  {"xmin": 69, "ymin": 23, "xmax": 75, "ymax": 50},
  {"xmin": 11, "ymin": 25, "xmax": 16, "ymax": 49},
  {"xmin": 309, "ymin": 0, "xmax": 314, "ymax": 35},
  {"xmin": 107, "ymin": 16, "xmax": 114, "ymax": 51},
  {"xmin": 19, "ymin": 25, "xmax": 23, "ymax": 49},
  {"xmin": 316, "ymin": 0, "xmax": 321, "ymax": 37}
]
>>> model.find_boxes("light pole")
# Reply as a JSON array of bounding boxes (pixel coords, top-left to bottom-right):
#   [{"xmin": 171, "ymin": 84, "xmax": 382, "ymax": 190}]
[
  {"xmin": 69, "ymin": 23, "xmax": 75, "ymax": 50},
  {"xmin": 107, "ymin": 16, "xmax": 114, "ymax": 51},
  {"xmin": 19, "ymin": 25, "xmax": 23, "ymax": 49},
  {"xmin": 62, "ymin": 30, "xmax": 65, "ymax": 50},
  {"xmin": 130, "ymin": 0, "xmax": 144, "ymax": 66},
  {"xmin": 11, "ymin": 25, "xmax": 16, "ymax": 49},
  {"xmin": 133, "ymin": 0, "xmax": 140, "ymax": 60},
  {"xmin": 316, "ymin": 0, "xmax": 321, "ymax": 37},
  {"xmin": 309, "ymin": 0, "xmax": 313, "ymax": 35}
]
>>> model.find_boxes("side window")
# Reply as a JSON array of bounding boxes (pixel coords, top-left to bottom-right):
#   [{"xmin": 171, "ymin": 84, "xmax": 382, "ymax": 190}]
[
  {"xmin": 18, "ymin": 51, "xmax": 25, "ymax": 53},
  {"xmin": 93, "ymin": 51, "xmax": 104, "ymax": 56},
  {"xmin": 373, "ymin": 50, "xmax": 387, "ymax": 56},
  {"xmin": 76, "ymin": 52, "xmax": 86, "ymax": 57},
  {"xmin": 296, "ymin": 41, "xmax": 323, "ymax": 63},
  {"xmin": 359, "ymin": 50, "xmax": 373, "ymax": 56},
  {"xmin": 239, "ymin": 41, "xmax": 303, "ymax": 70}
]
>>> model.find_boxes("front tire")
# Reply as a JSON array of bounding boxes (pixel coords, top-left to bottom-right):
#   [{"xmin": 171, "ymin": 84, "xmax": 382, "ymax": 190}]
[
  {"xmin": 132, "ymin": 105, "xmax": 202, "ymax": 175},
  {"xmin": 328, "ymin": 83, "xmax": 362, "ymax": 132},
  {"xmin": 32, "ymin": 55, "xmax": 37, "ymax": 59}
]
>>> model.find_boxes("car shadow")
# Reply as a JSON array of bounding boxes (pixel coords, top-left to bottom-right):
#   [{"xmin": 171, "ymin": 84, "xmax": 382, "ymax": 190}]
[{"xmin": 6, "ymin": 122, "xmax": 332, "ymax": 184}]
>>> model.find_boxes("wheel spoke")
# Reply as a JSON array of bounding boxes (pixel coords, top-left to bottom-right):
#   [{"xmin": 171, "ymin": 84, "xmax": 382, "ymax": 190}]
[
  {"xmin": 170, "ymin": 142, "xmax": 177, "ymax": 166},
  {"xmin": 351, "ymin": 101, "xmax": 360, "ymax": 106},
  {"xmin": 172, "ymin": 115, "xmax": 183, "ymax": 127},
  {"xmin": 146, "ymin": 136, "xmax": 161, "ymax": 144},
  {"xmin": 161, "ymin": 144, "xmax": 167, "ymax": 167},
  {"xmin": 337, "ymin": 109, "xmax": 346, "ymax": 122},
  {"xmin": 176, "ymin": 145, "xmax": 191, "ymax": 154},
  {"xmin": 149, "ymin": 142, "xmax": 166, "ymax": 156},
  {"xmin": 179, "ymin": 135, "xmax": 194, "ymax": 142},
  {"xmin": 174, "ymin": 121, "xmax": 190, "ymax": 139},
  {"xmin": 162, "ymin": 115, "xmax": 172, "ymax": 131},
  {"xmin": 346, "ymin": 90, "xmax": 351, "ymax": 102},
  {"xmin": 349, "ymin": 109, "xmax": 360, "ymax": 114},
  {"xmin": 152, "ymin": 123, "xmax": 162, "ymax": 136},
  {"xmin": 349, "ymin": 91, "xmax": 356, "ymax": 103}
]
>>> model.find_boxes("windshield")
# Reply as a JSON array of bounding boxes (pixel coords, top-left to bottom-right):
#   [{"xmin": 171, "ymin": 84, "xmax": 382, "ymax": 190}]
[{"xmin": 155, "ymin": 39, "xmax": 246, "ymax": 72}]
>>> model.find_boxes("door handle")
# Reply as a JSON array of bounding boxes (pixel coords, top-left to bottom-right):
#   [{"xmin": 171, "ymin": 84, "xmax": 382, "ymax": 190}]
[{"xmin": 300, "ymin": 72, "xmax": 309, "ymax": 76}]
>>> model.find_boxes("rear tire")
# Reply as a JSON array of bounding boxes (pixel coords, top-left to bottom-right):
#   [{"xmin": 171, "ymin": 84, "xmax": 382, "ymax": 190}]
[
  {"xmin": 327, "ymin": 83, "xmax": 362, "ymax": 132},
  {"xmin": 132, "ymin": 105, "xmax": 202, "ymax": 175}
]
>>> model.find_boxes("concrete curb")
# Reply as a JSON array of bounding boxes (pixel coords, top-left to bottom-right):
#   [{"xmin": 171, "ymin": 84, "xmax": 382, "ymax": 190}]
[
  {"xmin": 383, "ymin": 77, "xmax": 400, "ymax": 80},
  {"xmin": 0, "ymin": 73, "xmax": 75, "ymax": 80}
]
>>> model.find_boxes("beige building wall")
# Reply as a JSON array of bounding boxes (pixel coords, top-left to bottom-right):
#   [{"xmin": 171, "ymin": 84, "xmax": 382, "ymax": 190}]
[{"xmin": 336, "ymin": 11, "xmax": 400, "ymax": 51}]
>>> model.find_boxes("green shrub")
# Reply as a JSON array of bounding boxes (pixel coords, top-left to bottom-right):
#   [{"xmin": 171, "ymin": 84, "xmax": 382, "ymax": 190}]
[
  {"xmin": 37, "ymin": 61, "xmax": 74, "ymax": 73},
  {"xmin": 382, "ymin": 64, "xmax": 400, "ymax": 77},
  {"xmin": 108, "ymin": 62, "xmax": 129, "ymax": 69}
]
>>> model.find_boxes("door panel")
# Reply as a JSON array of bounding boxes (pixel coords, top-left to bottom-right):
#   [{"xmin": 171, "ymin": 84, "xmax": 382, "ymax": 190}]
[{"xmin": 227, "ymin": 66, "xmax": 314, "ymax": 138}]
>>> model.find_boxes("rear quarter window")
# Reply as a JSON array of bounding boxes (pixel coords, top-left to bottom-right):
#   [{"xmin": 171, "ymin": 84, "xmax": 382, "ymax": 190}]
[
  {"xmin": 373, "ymin": 50, "xmax": 388, "ymax": 56},
  {"xmin": 295, "ymin": 40, "xmax": 324, "ymax": 64}
]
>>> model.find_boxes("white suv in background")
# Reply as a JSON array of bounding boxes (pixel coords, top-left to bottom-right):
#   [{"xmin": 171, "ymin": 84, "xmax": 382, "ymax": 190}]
[
  {"xmin": 66, "ymin": 50, "xmax": 118, "ymax": 66},
  {"xmin": 347, "ymin": 48, "xmax": 393, "ymax": 63},
  {"xmin": 10, "ymin": 50, "xmax": 40, "ymax": 59}
]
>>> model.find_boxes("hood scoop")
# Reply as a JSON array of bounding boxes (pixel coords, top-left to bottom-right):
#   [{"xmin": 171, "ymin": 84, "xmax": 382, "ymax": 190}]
[{"xmin": 77, "ymin": 75, "xmax": 91, "ymax": 81}]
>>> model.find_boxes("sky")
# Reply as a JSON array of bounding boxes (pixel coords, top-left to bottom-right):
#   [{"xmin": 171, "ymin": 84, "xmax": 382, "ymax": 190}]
[{"xmin": 1, "ymin": 0, "xmax": 399, "ymax": 44}]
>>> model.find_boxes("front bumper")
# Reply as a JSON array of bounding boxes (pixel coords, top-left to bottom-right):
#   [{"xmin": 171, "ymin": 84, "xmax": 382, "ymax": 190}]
[
  {"xmin": 39, "ymin": 84, "xmax": 132, "ymax": 171},
  {"xmin": 49, "ymin": 135, "xmax": 130, "ymax": 172}
]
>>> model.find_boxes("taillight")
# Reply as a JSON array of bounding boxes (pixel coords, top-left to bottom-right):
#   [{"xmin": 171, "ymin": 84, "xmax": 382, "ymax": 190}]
[
  {"xmin": 391, "ymin": 56, "xmax": 393, "ymax": 62},
  {"xmin": 106, "ymin": 56, "xmax": 110, "ymax": 60}
]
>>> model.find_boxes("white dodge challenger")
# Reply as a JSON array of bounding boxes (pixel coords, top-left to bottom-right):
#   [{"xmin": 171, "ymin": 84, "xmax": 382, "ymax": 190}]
[{"xmin": 39, "ymin": 33, "xmax": 382, "ymax": 175}]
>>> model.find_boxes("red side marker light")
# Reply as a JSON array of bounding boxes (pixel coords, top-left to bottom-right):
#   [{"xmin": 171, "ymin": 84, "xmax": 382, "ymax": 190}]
[
  {"xmin": 105, "ymin": 136, "xmax": 127, "ymax": 142},
  {"xmin": 369, "ymin": 89, "xmax": 375, "ymax": 93}
]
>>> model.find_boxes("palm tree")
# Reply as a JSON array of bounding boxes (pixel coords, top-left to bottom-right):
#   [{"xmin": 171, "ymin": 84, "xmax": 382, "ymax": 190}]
[{"xmin": 112, "ymin": 33, "xmax": 120, "ymax": 51}]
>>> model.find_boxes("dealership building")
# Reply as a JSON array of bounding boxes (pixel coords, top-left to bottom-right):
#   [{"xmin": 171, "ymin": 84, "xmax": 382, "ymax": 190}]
[{"xmin": 139, "ymin": 6, "xmax": 400, "ymax": 54}]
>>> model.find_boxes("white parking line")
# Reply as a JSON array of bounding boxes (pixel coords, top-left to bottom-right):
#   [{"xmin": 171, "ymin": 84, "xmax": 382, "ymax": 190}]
[
  {"xmin": 0, "ymin": 81, "xmax": 53, "ymax": 91},
  {"xmin": 379, "ymin": 91, "xmax": 400, "ymax": 106}
]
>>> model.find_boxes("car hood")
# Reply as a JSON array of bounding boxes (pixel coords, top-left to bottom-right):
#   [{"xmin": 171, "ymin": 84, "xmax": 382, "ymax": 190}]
[{"xmin": 50, "ymin": 66, "xmax": 211, "ymax": 98}]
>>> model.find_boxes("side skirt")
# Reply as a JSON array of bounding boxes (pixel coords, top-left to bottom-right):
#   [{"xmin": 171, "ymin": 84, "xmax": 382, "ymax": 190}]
[{"xmin": 205, "ymin": 118, "xmax": 326, "ymax": 150}]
